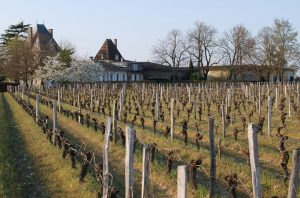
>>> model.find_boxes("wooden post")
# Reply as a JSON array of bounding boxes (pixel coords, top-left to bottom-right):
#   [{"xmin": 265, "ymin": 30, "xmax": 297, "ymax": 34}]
[
  {"xmin": 77, "ymin": 93, "xmax": 80, "ymax": 108},
  {"xmin": 141, "ymin": 144, "xmax": 151, "ymax": 198},
  {"xmin": 58, "ymin": 89, "xmax": 61, "ymax": 112},
  {"xmin": 156, "ymin": 92, "xmax": 160, "ymax": 120},
  {"xmin": 27, "ymin": 88, "xmax": 30, "ymax": 105},
  {"xmin": 268, "ymin": 96, "xmax": 272, "ymax": 136},
  {"xmin": 72, "ymin": 87, "xmax": 75, "ymax": 106},
  {"xmin": 193, "ymin": 94, "xmax": 197, "ymax": 120},
  {"xmin": 170, "ymin": 98, "xmax": 174, "ymax": 142},
  {"xmin": 90, "ymin": 88, "xmax": 93, "ymax": 111},
  {"xmin": 36, "ymin": 94, "xmax": 40, "ymax": 123},
  {"xmin": 289, "ymin": 95, "xmax": 291, "ymax": 118},
  {"xmin": 285, "ymin": 85, "xmax": 287, "ymax": 96},
  {"xmin": 275, "ymin": 87, "xmax": 278, "ymax": 109},
  {"xmin": 218, "ymin": 137, "xmax": 222, "ymax": 160},
  {"xmin": 188, "ymin": 87, "xmax": 191, "ymax": 104},
  {"xmin": 258, "ymin": 86, "xmax": 261, "ymax": 115},
  {"xmin": 119, "ymin": 91, "xmax": 123, "ymax": 121},
  {"xmin": 21, "ymin": 87, "xmax": 24, "ymax": 101},
  {"xmin": 287, "ymin": 148, "xmax": 300, "ymax": 198},
  {"xmin": 248, "ymin": 123, "xmax": 261, "ymax": 198},
  {"xmin": 103, "ymin": 117, "xmax": 112, "ymax": 198},
  {"xmin": 142, "ymin": 83, "xmax": 145, "ymax": 101},
  {"xmin": 112, "ymin": 100, "xmax": 117, "ymax": 144},
  {"xmin": 208, "ymin": 117, "xmax": 216, "ymax": 198},
  {"xmin": 125, "ymin": 126, "xmax": 134, "ymax": 198},
  {"xmin": 160, "ymin": 86, "xmax": 163, "ymax": 102},
  {"xmin": 225, "ymin": 95, "xmax": 228, "ymax": 115},
  {"xmin": 222, "ymin": 103, "xmax": 226, "ymax": 138},
  {"xmin": 177, "ymin": 165, "xmax": 187, "ymax": 198},
  {"xmin": 53, "ymin": 100, "xmax": 58, "ymax": 146}
]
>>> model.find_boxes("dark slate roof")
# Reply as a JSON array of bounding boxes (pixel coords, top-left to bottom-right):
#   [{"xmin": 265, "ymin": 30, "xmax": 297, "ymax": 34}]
[
  {"xmin": 36, "ymin": 24, "xmax": 49, "ymax": 34},
  {"xmin": 142, "ymin": 63, "xmax": 189, "ymax": 72},
  {"xmin": 101, "ymin": 61, "xmax": 127, "ymax": 72},
  {"xmin": 30, "ymin": 24, "xmax": 60, "ymax": 56},
  {"xmin": 127, "ymin": 62, "xmax": 189, "ymax": 72},
  {"xmin": 94, "ymin": 39, "xmax": 123, "ymax": 62},
  {"xmin": 209, "ymin": 65, "xmax": 295, "ymax": 72}
]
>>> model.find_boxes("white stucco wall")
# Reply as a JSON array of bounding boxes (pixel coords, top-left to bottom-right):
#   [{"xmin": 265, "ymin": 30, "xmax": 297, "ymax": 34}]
[{"xmin": 100, "ymin": 71, "xmax": 128, "ymax": 82}]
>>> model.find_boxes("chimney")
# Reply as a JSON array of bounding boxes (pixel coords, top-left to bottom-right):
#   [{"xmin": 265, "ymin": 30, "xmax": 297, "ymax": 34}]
[
  {"xmin": 28, "ymin": 27, "xmax": 33, "ymax": 41},
  {"xmin": 114, "ymin": 39, "xmax": 117, "ymax": 48},
  {"xmin": 48, "ymin": 29, "xmax": 53, "ymax": 37}
]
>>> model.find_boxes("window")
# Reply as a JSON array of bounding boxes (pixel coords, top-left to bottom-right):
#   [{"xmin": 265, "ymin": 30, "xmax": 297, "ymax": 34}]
[
  {"xmin": 123, "ymin": 74, "xmax": 126, "ymax": 81},
  {"xmin": 115, "ymin": 54, "xmax": 119, "ymax": 61},
  {"xmin": 116, "ymin": 74, "xmax": 119, "ymax": 81},
  {"xmin": 133, "ymin": 64, "xmax": 138, "ymax": 71}
]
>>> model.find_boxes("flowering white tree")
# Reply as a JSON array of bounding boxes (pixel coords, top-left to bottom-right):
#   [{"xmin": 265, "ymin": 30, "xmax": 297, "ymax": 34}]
[
  {"xmin": 64, "ymin": 57, "xmax": 104, "ymax": 83},
  {"xmin": 35, "ymin": 54, "xmax": 66, "ymax": 81},
  {"xmin": 35, "ymin": 55, "xmax": 104, "ymax": 83}
]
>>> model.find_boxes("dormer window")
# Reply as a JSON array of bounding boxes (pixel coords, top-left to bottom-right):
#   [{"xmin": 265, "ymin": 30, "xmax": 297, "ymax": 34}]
[
  {"xmin": 115, "ymin": 54, "xmax": 119, "ymax": 61},
  {"xmin": 133, "ymin": 64, "xmax": 138, "ymax": 71}
]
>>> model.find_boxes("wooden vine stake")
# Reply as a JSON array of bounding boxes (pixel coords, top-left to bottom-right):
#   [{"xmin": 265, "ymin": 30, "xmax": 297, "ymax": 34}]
[
  {"xmin": 287, "ymin": 148, "xmax": 300, "ymax": 198},
  {"xmin": 208, "ymin": 117, "xmax": 216, "ymax": 198},
  {"xmin": 170, "ymin": 98, "xmax": 174, "ymax": 142},
  {"xmin": 112, "ymin": 99, "xmax": 117, "ymax": 144},
  {"xmin": 119, "ymin": 90, "xmax": 123, "ymax": 121},
  {"xmin": 103, "ymin": 117, "xmax": 112, "ymax": 198},
  {"xmin": 258, "ymin": 85, "xmax": 261, "ymax": 115},
  {"xmin": 53, "ymin": 99, "xmax": 58, "ymax": 146},
  {"xmin": 248, "ymin": 123, "xmax": 261, "ymax": 198},
  {"xmin": 156, "ymin": 92, "xmax": 160, "ymax": 120},
  {"xmin": 58, "ymin": 89, "xmax": 61, "ymax": 112},
  {"xmin": 141, "ymin": 144, "xmax": 151, "ymax": 198},
  {"xmin": 268, "ymin": 96, "xmax": 272, "ymax": 136},
  {"xmin": 193, "ymin": 94, "xmax": 197, "ymax": 120},
  {"xmin": 90, "ymin": 88, "xmax": 93, "ymax": 111},
  {"xmin": 222, "ymin": 103, "xmax": 226, "ymax": 138},
  {"xmin": 177, "ymin": 165, "xmax": 187, "ymax": 198},
  {"xmin": 288, "ymin": 95, "xmax": 291, "ymax": 117},
  {"xmin": 21, "ymin": 87, "xmax": 24, "ymax": 101},
  {"xmin": 125, "ymin": 125, "xmax": 134, "ymax": 198},
  {"xmin": 35, "ymin": 94, "xmax": 40, "ymax": 123}
]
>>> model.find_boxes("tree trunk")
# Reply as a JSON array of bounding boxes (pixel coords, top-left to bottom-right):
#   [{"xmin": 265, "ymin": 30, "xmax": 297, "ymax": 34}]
[{"xmin": 203, "ymin": 69, "xmax": 209, "ymax": 81}]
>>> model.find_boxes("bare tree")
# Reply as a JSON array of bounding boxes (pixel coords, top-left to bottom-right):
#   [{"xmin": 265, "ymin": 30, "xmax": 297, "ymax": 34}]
[
  {"xmin": 272, "ymin": 18, "xmax": 300, "ymax": 81},
  {"xmin": 188, "ymin": 21, "xmax": 220, "ymax": 80},
  {"xmin": 219, "ymin": 25, "xmax": 255, "ymax": 80},
  {"xmin": 248, "ymin": 27, "xmax": 278, "ymax": 82},
  {"xmin": 0, "ymin": 46, "xmax": 5, "ymax": 80},
  {"xmin": 152, "ymin": 29, "xmax": 189, "ymax": 67},
  {"xmin": 3, "ymin": 38, "xmax": 37, "ymax": 85}
]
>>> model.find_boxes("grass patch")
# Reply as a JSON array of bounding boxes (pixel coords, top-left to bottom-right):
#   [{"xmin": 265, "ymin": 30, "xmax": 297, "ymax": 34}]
[{"xmin": 4, "ymin": 93, "xmax": 98, "ymax": 198}]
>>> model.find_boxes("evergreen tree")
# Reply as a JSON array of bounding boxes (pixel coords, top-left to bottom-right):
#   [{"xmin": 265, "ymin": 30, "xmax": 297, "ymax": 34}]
[
  {"xmin": 0, "ymin": 21, "xmax": 30, "ymax": 45},
  {"xmin": 58, "ymin": 48, "xmax": 75, "ymax": 68}
]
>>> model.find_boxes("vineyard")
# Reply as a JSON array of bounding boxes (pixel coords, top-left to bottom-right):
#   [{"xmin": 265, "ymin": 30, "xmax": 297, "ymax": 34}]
[{"xmin": 2, "ymin": 82, "xmax": 300, "ymax": 198}]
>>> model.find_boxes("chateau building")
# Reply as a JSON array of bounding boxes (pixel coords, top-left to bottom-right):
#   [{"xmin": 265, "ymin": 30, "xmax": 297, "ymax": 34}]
[
  {"xmin": 93, "ymin": 39, "xmax": 189, "ymax": 82},
  {"xmin": 27, "ymin": 24, "xmax": 60, "ymax": 59}
]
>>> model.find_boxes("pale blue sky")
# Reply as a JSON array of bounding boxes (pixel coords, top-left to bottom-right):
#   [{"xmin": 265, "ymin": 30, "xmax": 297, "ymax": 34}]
[{"xmin": 1, "ymin": 0, "xmax": 299, "ymax": 61}]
